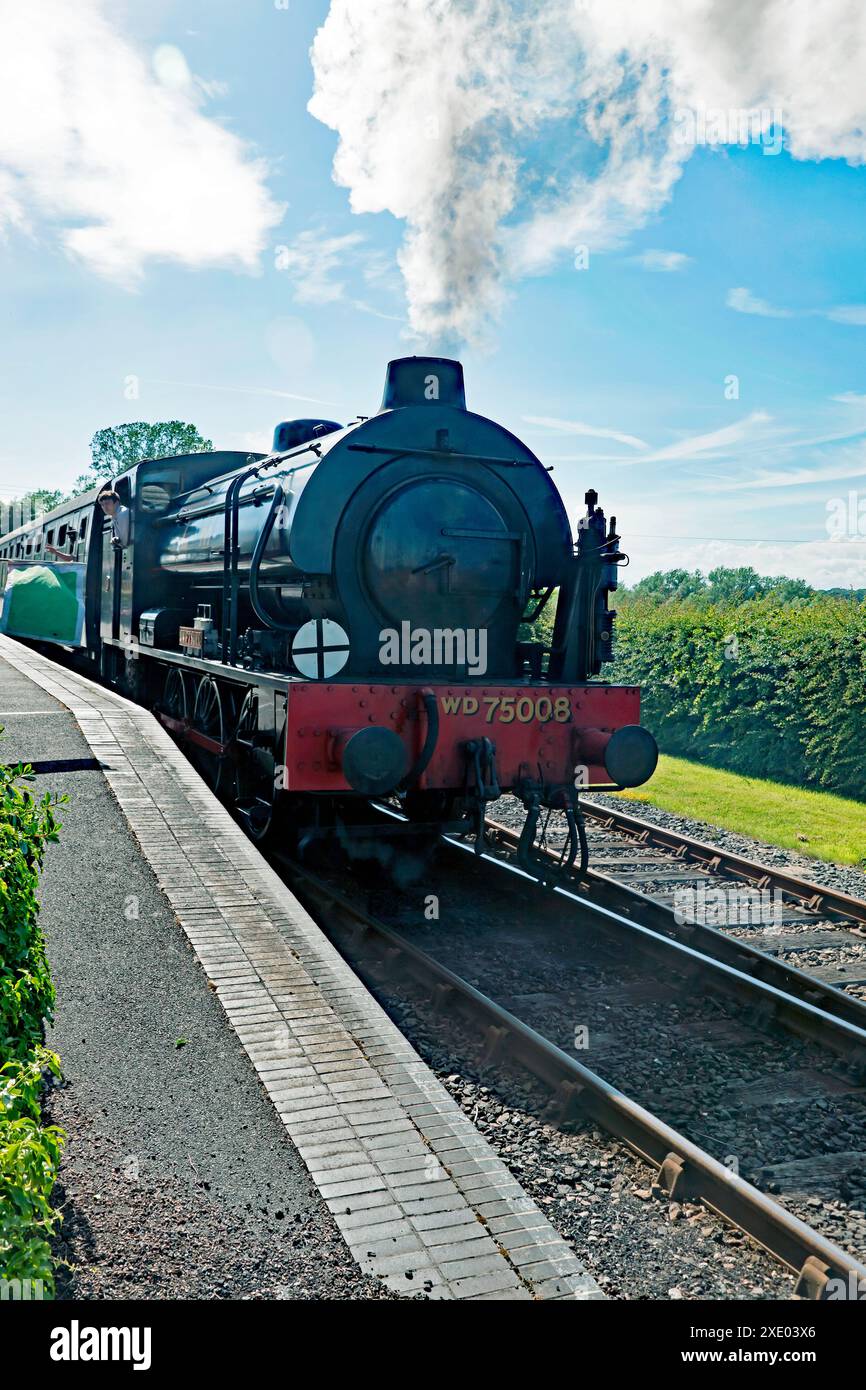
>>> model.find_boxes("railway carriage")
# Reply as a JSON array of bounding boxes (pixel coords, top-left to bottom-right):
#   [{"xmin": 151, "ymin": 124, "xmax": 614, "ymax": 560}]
[{"xmin": 0, "ymin": 357, "xmax": 657, "ymax": 877}]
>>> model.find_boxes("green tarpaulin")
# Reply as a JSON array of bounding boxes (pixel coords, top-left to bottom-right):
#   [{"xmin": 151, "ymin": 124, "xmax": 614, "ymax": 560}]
[{"xmin": 0, "ymin": 564, "xmax": 86, "ymax": 645}]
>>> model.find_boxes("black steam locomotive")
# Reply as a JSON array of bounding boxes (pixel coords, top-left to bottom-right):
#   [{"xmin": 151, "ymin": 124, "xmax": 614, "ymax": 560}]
[{"xmin": 0, "ymin": 356, "xmax": 656, "ymax": 875}]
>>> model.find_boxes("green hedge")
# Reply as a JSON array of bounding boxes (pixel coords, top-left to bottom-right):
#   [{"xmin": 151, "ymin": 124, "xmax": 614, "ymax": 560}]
[
  {"xmin": 0, "ymin": 752, "xmax": 65, "ymax": 1294},
  {"xmin": 612, "ymin": 595, "xmax": 866, "ymax": 800}
]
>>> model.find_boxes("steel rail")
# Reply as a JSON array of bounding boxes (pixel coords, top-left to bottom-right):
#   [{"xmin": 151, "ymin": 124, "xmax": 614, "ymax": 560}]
[
  {"xmin": 580, "ymin": 800, "xmax": 866, "ymax": 932},
  {"xmin": 484, "ymin": 819, "xmax": 866, "ymax": 1035},
  {"xmin": 441, "ymin": 831, "xmax": 866, "ymax": 1069},
  {"xmin": 274, "ymin": 851, "xmax": 866, "ymax": 1301},
  {"xmin": 369, "ymin": 800, "xmax": 866, "ymax": 1056},
  {"xmin": 375, "ymin": 803, "xmax": 866, "ymax": 1066}
]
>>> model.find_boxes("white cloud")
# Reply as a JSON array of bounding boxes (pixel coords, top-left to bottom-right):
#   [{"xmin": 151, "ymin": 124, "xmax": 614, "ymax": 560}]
[
  {"xmin": 726, "ymin": 287, "xmax": 794, "ymax": 318},
  {"xmin": 710, "ymin": 441, "xmax": 866, "ymax": 492},
  {"xmin": 543, "ymin": 408, "xmax": 866, "ymax": 478},
  {"xmin": 628, "ymin": 535, "xmax": 866, "ymax": 590},
  {"xmin": 609, "ymin": 493, "xmax": 866, "ymax": 588},
  {"xmin": 833, "ymin": 392, "xmax": 866, "ymax": 406},
  {"xmin": 274, "ymin": 230, "xmax": 366, "ymax": 304},
  {"xmin": 825, "ymin": 304, "xmax": 866, "ymax": 325},
  {"xmin": 522, "ymin": 415, "xmax": 648, "ymax": 450},
  {"xmin": 0, "ymin": 2, "xmax": 283, "ymax": 283},
  {"xmin": 728, "ymin": 290, "xmax": 866, "ymax": 324},
  {"xmin": 629, "ymin": 249, "xmax": 691, "ymax": 272},
  {"xmin": 550, "ymin": 411, "xmax": 776, "ymax": 466},
  {"xmin": 225, "ymin": 429, "xmax": 275, "ymax": 456},
  {"xmin": 151, "ymin": 44, "xmax": 229, "ymax": 102},
  {"xmin": 650, "ymin": 413, "xmax": 775, "ymax": 461},
  {"xmin": 310, "ymin": 0, "xmax": 866, "ymax": 343},
  {"xmin": 274, "ymin": 229, "xmax": 405, "ymax": 320},
  {"xmin": 148, "ymin": 376, "xmax": 344, "ymax": 410},
  {"xmin": 350, "ymin": 299, "xmax": 405, "ymax": 323}
]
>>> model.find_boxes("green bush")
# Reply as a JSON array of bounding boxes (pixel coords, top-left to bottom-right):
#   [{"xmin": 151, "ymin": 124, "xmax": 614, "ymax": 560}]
[
  {"xmin": 0, "ymin": 750, "xmax": 65, "ymax": 1294},
  {"xmin": 612, "ymin": 594, "xmax": 866, "ymax": 800},
  {"xmin": 1, "ymin": 760, "xmax": 61, "ymax": 1058},
  {"xmin": 0, "ymin": 1050, "xmax": 64, "ymax": 1288}
]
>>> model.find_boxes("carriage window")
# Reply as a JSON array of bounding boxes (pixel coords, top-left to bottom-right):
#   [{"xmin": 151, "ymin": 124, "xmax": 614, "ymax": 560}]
[
  {"xmin": 46, "ymin": 529, "xmax": 55, "ymax": 547},
  {"xmin": 57, "ymin": 524, "xmax": 67, "ymax": 548},
  {"xmin": 79, "ymin": 517, "xmax": 88, "ymax": 540}
]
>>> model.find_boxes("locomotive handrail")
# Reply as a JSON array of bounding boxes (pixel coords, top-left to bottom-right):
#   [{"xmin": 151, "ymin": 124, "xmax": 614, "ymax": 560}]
[
  {"xmin": 247, "ymin": 483, "xmax": 294, "ymax": 635},
  {"xmin": 398, "ymin": 688, "xmax": 439, "ymax": 790},
  {"xmin": 221, "ymin": 462, "xmax": 264, "ymax": 664},
  {"xmin": 348, "ymin": 443, "xmax": 533, "ymax": 466},
  {"xmin": 157, "ymin": 459, "xmax": 319, "ymax": 527}
]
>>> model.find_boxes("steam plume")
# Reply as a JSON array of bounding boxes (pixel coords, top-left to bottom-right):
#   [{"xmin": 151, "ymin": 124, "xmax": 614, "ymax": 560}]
[{"xmin": 309, "ymin": 0, "xmax": 866, "ymax": 345}]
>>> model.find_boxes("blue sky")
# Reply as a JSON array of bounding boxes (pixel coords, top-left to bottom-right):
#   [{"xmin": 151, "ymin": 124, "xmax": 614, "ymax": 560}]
[{"xmin": 1, "ymin": 0, "xmax": 865, "ymax": 586}]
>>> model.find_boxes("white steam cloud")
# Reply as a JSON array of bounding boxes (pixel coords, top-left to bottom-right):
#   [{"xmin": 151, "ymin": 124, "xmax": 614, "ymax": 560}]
[{"xmin": 309, "ymin": 0, "xmax": 866, "ymax": 345}]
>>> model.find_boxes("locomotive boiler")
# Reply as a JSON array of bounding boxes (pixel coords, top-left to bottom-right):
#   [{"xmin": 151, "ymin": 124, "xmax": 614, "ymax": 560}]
[{"xmin": 0, "ymin": 356, "xmax": 657, "ymax": 878}]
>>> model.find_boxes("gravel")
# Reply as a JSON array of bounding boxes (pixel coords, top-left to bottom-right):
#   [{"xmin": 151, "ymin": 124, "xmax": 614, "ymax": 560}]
[
  {"xmin": 360, "ymin": 861, "xmax": 866, "ymax": 1262},
  {"xmin": 46, "ymin": 1081, "xmax": 396, "ymax": 1301},
  {"xmin": 583, "ymin": 792, "xmax": 866, "ymax": 900},
  {"xmin": 489, "ymin": 793, "xmax": 866, "ymax": 1004},
  {"xmin": 370, "ymin": 982, "xmax": 795, "ymax": 1300}
]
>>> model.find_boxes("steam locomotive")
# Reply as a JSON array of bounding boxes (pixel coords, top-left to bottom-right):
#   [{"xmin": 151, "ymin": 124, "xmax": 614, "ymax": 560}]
[{"xmin": 0, "ymin": 356, "xmax": 657, "ymax": 877}]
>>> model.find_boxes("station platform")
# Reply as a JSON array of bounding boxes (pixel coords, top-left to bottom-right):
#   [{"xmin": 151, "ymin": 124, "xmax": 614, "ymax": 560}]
[{"xmin": 0, "ymin": 635, "xmax": 603, "ymax": 1301}]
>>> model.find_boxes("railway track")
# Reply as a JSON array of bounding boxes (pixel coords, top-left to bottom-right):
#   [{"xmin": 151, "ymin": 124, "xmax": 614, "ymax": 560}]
[
  {"xmin": 29, "ymin": 644, "xmax": 866, "ymax": 1298},
  {"xmin": 272, "ymin": 830, "xmax": 866, "ymax": 1300},
  {"xmin": 580, "ymin": 800, "xmax": 866, "ymax": 934},
  {"xmin": 482, "ymin": 818, "xmax": 866, "ymax": 1035},
  {"xmin": 536, "ymin": 800, "xmax": 866, "ymax": 1002}
]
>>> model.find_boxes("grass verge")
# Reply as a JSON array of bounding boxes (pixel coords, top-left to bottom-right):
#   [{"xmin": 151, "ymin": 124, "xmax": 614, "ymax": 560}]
[{"xmin": 616, "ymin": 754, "xmax": 866, "ymax": 868}]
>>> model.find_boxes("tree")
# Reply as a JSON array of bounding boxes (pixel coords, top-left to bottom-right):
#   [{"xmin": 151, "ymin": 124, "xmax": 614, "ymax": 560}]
[
  {"xmin": 761, "ymin": 575, "xmax": 814, "ymax": 603},
  {"xmin": 624, "ymin": 567, "xmax": 815, "ymax": 607},
  {"xmin": 71, "ymin": 421, "xmax": 213, "ymax": 496},
  {"xmin": 705, "ymin": 567, "xmax": 813, "ymax": 605},
  {"xmin": 704, "ymin": 566, "xmax": 766, "ymax": 604},
  {"xmin": 825, "ymin": 587, "xmax": 866, "ymax": 601},
  {"xmin": 0, "ymin": 488, "xmax": 64, "ymax": 536},
  {"xmin": 629, "ymin": 568, "xmax": 707, "ymax": 603}
]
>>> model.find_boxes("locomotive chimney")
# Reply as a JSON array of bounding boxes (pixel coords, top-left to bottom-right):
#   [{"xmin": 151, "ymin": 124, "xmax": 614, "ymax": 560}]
[{"xmin": 379, "ymin": 356, "xmax": 466, "ymax": 412}]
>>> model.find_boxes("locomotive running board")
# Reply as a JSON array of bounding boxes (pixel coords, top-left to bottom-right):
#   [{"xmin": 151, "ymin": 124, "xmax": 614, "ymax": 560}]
[{"xmin": 155, "ymin": 708, "xmax": 228, "ymax": 758}]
